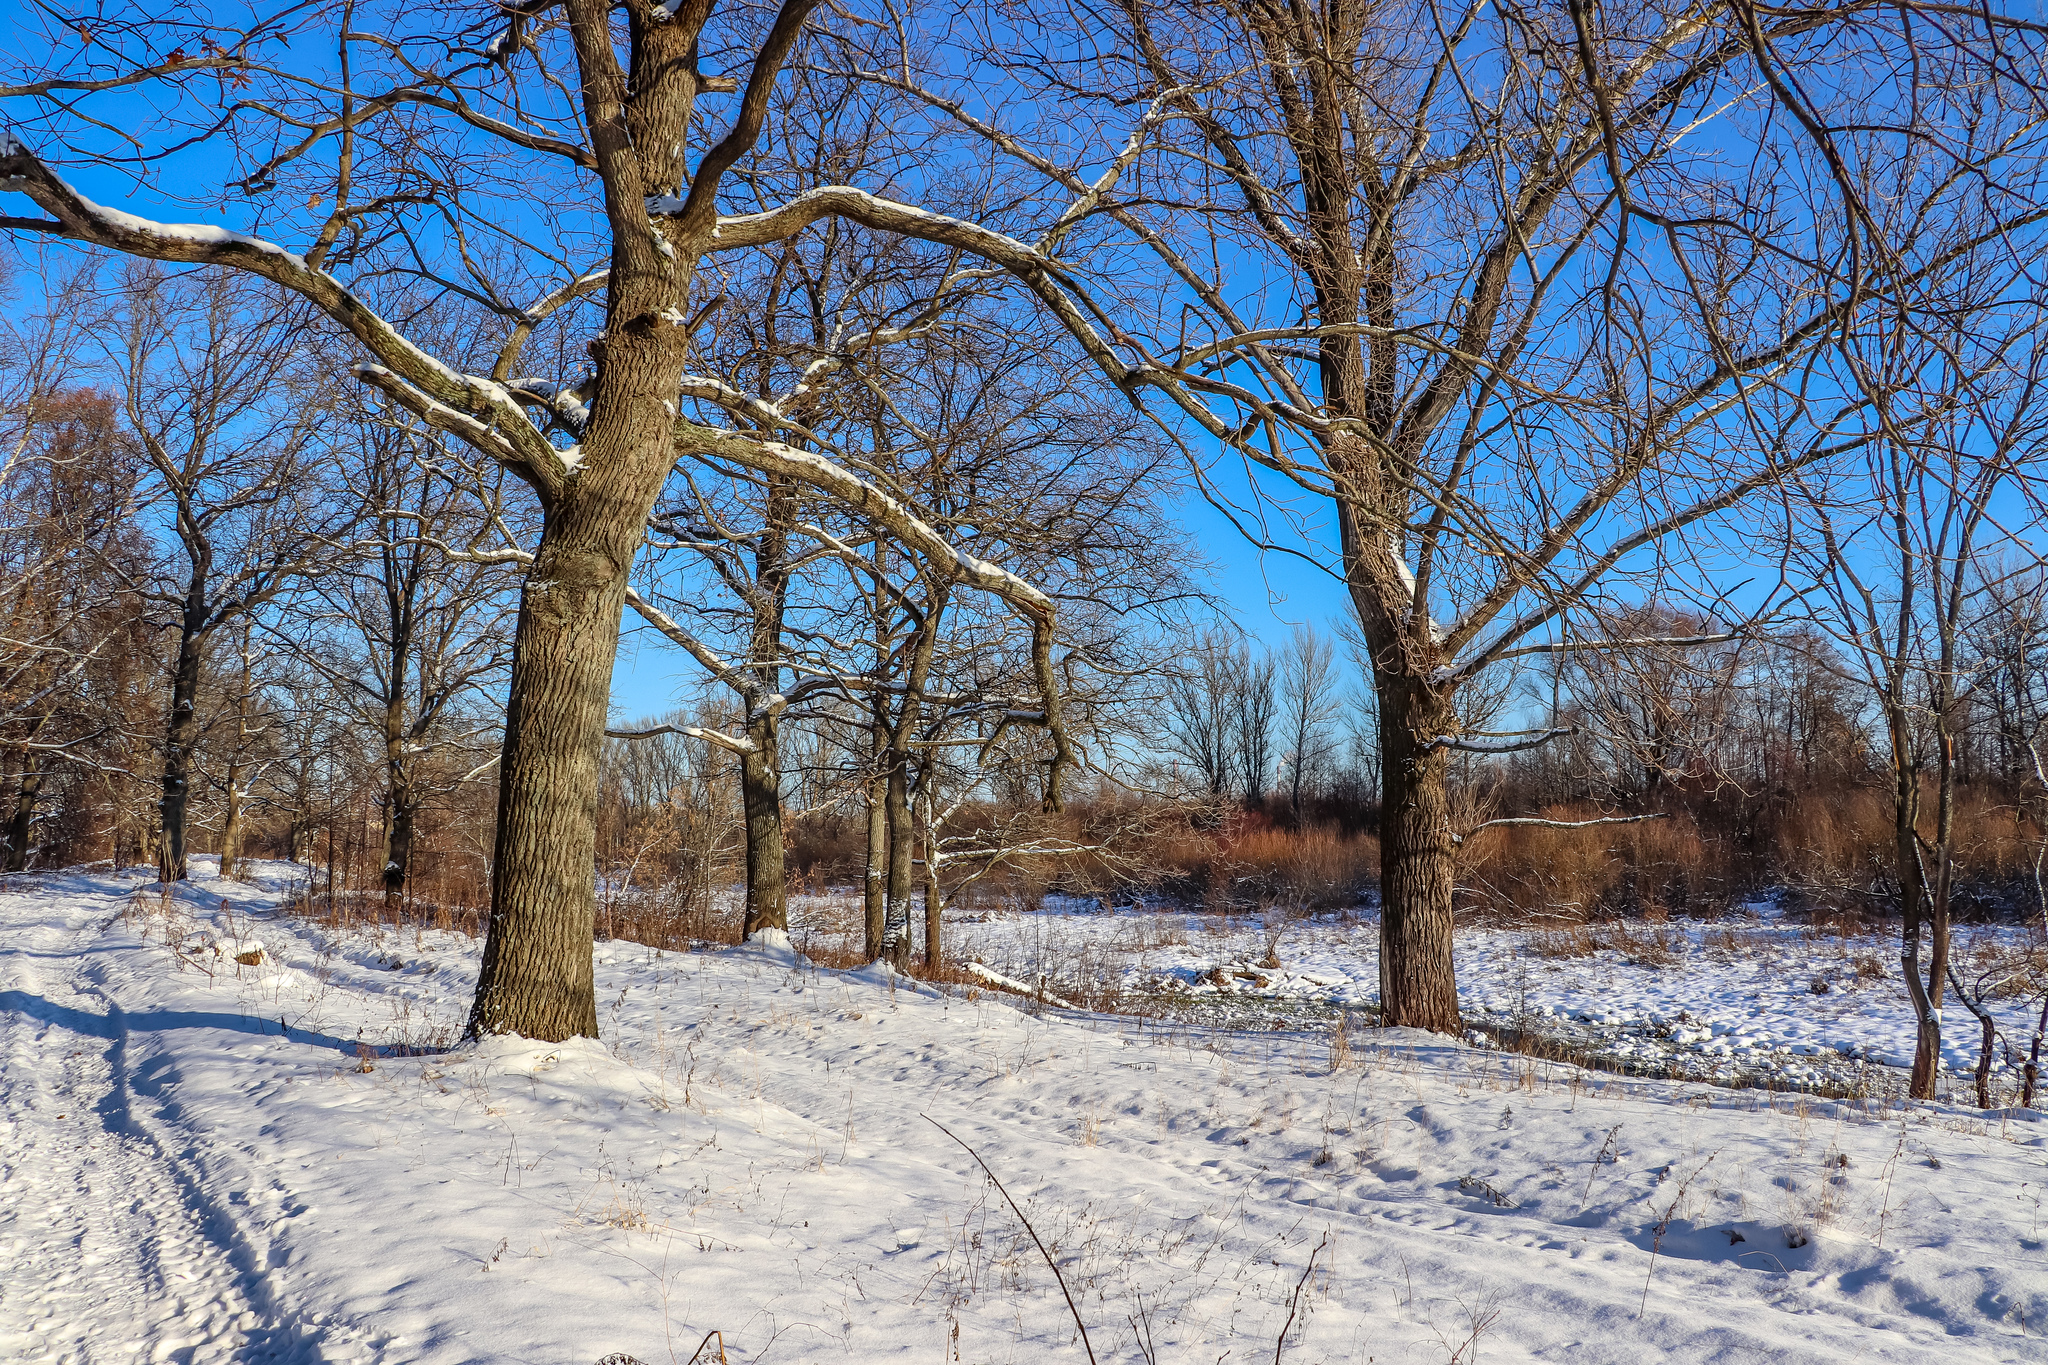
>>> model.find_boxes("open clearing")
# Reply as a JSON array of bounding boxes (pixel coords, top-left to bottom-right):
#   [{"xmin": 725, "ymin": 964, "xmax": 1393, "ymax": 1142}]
[
  {"xmin": 924, "ymin": 896, "xmax": 2048, "ymax": 1100},
  {"xmin": 2, "ymin": 862, "xmax": 2045, "ymax": 1363}
]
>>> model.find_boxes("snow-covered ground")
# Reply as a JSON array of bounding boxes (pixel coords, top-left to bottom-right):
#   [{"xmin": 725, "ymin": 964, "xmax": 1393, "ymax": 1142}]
[
  {"xmin": 4, "ymin": 862, "xmax": 2047, "ymax": 1363},
  {"xmin": 935, "ymin": 898, "xmax": 2048, "ymax": 1099}
]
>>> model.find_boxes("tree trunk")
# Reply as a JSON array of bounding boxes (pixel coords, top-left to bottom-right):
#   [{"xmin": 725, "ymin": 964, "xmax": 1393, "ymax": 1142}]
[
  {"xmin": 4, "ymin": 741, "xmax": 42, "ymax": 872},
  {"xmin": 381, "ymin": 767, "xmax": 417, "ymax": 913},
  {"xmin": 159, "ymin": 622, "xmax": 203, "ymax": 881},
  {"xmin": 740, "ymin": 712, "xmax": 787, "ymax": 939},
  {"xmin": 220, "ymin": 633, "xmax": 255, "ymax": 883},
  {"xmin": 863, "ymin": 741, "xmax": 887, "ymax": 961},
  {"xmin": 1895, "ymin": 757, "xmax": 1941, "ymax": 1100},
  {"xmin": 2023, "ymin": 996, "xmax": 2046, "ymax": 1109},
  {"xmin": 1972, "ymin": 1006, "xmax": 1996, "ymax": 1110},
  {"xmin": 382, "ymin": 695, "xmax": 413, "ymax": 908},
  {"xmin": 219, "ymin": 759, "xmax": 244, "ymax": 881},
  {"xmin": 464, "ymin": 30, "xmax": 707, "ymax": 1034},
  {"xmin": 1375, "ymin": 674, "xmax": 1462, "ymax": 1034},
  {"xmin": 465, "ymin": 508, "xmax": 636, "ymax": 1042},
  {"xmin": 923, "ymin": 814, "xmax": 942, "ymax": 972},
  {"xmin": 882, "ymin": 747, "xmax": 914, "ymax": 968},
  {"xmin": 738, "ymin": 472, "xmax": 792, "ymax": 943}
]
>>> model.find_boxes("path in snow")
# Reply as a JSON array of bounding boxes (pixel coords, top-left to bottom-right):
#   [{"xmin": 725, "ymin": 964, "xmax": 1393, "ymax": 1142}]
[{"xmin": 0, "ymin": 878, "xmax": 314, "ymax": 1364}]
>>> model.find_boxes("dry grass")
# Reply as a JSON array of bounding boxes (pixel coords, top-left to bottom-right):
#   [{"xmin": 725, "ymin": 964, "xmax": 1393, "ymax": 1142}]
[
  {"xmin": 1460, "ymin": 805, "xmax": 1727, "ymax": 922},
  {"xmin": 1526, "ymin": 918, "xmax": 1687, "ymax": 967},
  {"xmin": 1700, "ymin": 925, "xmax": 1775, "ymax": 956},
  {"xmin": 1146, "ymin": 817, "xmax": 1379, "ymax": 911}
]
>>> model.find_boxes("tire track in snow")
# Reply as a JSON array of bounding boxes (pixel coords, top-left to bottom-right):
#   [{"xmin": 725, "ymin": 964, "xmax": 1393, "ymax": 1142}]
[{"xmin": 0, "ymin": 886, "xmax": 322, "ymax": 1363}]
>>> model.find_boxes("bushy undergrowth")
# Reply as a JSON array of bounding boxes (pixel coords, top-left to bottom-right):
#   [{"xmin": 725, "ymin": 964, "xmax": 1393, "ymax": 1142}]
[{"xmin": 1457, "ymin": 779, "xmax": 2046, "ymax": 926}]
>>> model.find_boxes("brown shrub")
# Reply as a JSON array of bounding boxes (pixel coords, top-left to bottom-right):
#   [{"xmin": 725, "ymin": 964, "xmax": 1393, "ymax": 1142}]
[
  {"xmin": 1224, "ymin": 825, "xmax": 1381, "ymax": 909},
  {"xmin": 1527, "ymin": 918, "xmax": 1686, "ymax": 965},
  {"xmin": 1460, "ymin": 804, "xmax": 1730, "ymax": 922},
  {"xmin": 1138, "ymin": 811, "xmax": 1377, "ymax": 911}
]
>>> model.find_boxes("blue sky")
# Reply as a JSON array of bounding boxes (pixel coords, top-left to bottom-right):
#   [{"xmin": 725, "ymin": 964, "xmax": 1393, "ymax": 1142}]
[{"xmin": 607, "ymin": 473, "xmax": 1360, "ymax": 721}]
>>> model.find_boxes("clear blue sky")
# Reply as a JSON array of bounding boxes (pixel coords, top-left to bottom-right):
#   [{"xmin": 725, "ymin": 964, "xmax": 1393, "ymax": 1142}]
[{"xmin": 607, "ymin": 475, "xmax": 1359, "ymax": 722}]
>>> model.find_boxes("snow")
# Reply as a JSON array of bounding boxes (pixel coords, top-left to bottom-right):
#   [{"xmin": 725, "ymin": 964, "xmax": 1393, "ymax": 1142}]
[
  {"xmin": 508, "ymin": 375, "xmax": 593, "ymax": 433},
  {"xmin": 945, "ymin": 898, "xmax": 2048, "ymax": 1098},
  {"xmin": 4, "ymin": 862, "xmax": 2047, "ymax": 1362},
  {"xmin": 24, "ymin": 166, "xmax": 310, "ymax": 267},
  {"xmin": 962, "ymin": 959, "xmax": 1078, "ymax": 1010}
]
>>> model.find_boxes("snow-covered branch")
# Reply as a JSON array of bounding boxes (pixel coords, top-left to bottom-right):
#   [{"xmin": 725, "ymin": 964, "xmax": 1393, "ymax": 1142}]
[
  {"xmin": 0, "ymin": 141, "xmax": 566, "ymax": 498},
  {"xmin": 1456, "ymin": 812, "xmax": 1668, "ymax": 845},
  {"xmin": 604, "ymin": 720, "xmax": 756, "ymax": 756},
  {"xmin": 1423, "ymin": 726, "xmax": 1576, "ymax": 756}
]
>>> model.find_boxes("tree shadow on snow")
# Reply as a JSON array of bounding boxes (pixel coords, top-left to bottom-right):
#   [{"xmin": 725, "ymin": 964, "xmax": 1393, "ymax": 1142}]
[{"xmin": 1, "ymin": 987, "xmax": 377, "ymax": 1056}]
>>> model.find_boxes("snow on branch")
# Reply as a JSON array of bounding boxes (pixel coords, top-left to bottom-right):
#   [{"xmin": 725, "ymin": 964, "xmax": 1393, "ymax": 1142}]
[
  {"xmin": 961, "ymin": 961, "xmax": 1078, "ymax": 1010},
  {"xmin": 1423, "ymin": 725, "xmax": 1576, "ymax": 756},
  {"xmin": 669, "ymin": 419, "xmax": 1080, "ymax": 808},
  {"xmin": 604, "ymin": 720, "xmax": 756, "ymax": 756},
  {"xmin": 0, "ymin": 139, "xmax": 564, "ymax": 497},
  {"xmin": 1455, "ymin": 812, "xmax": 1668, "ymax": 845},
  {"xmin": 621, "ymin": 586, "xmax": 761, "ymax": 701},
  {"xmin": 673, "ymin": 422, "xmax": 1053, "ymax": 618}
]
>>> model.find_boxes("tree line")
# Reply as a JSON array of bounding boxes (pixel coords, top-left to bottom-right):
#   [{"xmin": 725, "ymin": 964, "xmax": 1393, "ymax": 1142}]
[{"xmin": 7, "ymin": 0, "xmax": 2048, "ymax": 1100}]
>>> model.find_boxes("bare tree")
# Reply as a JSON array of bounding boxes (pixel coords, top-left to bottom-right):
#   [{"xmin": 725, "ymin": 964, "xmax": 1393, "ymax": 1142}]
[
  {"xmin": 847, "ymin": 0, "xmax": 2048, "ymax": 1030},
  {"xmin": 0, "ymin": 3, "xmax": 1121, "ymax": 1038},
  {"xmin": 1971, "ymin": 572, "xmax": 2048, "ymax": 794},
  {"xmin": 289, "ymin": 414, "xmax": 515, "ymax": 906},
  {"xmin": 0, "ymin": 391, "xmax": 151, "ymax": 869},
  {"xmin": 1564, "ymin": 606, "xmax": 1744, "ymax": 803},
  {"xmin": 105, "ymin": 268, "xmax": 336, "ymax": 881},
  {"xmin": 1160, "ymin": 630, "xmax": 1242, "ymax": 800},
  {"xmin": 1277, "ymin": 626, "xmax": 1342, "ymax": 820},
  {"xmin": 1230, "ymin": 647, "xmax": 1277, "ymax": 805},
  {"xmin": 1795, "ymin": 284, "xmax": 2048, "ymax": 1099}
]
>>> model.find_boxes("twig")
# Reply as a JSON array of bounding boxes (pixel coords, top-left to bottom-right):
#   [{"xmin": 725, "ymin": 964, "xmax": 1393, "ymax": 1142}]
[
  {"xmin": 1130, "ymin": 1292, "xmax": 1159, "ymax": 1365},
  {"xmin": 925, "ymin": 1115, "xmax": 1098, "ymax": 1365},
  {"xmin": 1640, "ymin": 1150, "xmax": 1720, "ymax": 1317},
  {"xmin": 1579, "ymin": 1124, "xmax": 1622, "ymax": 1214},
  {"xmin": 1275, "ymin": 1232, "xmax": 1330, "ymax": 1365}
]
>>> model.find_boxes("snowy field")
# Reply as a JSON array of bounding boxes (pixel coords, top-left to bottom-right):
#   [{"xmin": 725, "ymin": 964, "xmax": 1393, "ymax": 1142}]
[
  {"xmin": 926, "ymin": 897, "xmax": 2048, "ymax": 1100},
  {"xmin": 3, "ymin": 863, "xmax": 2047, "ymax": 1363}
]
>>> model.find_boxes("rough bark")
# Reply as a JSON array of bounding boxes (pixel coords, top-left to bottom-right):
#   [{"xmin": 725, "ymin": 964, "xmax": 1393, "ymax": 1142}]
[
  {"xmin": 739, "ymin": 477, "xmax": 792, "ymax": 939},
  {"xmin": 1374, "ymin": 673, "xmax": 1462, "ymax": 1034},
  {"xmin": 380, "ymin": 688, "xmax": 415, "ymax": 909},
  {"xmin": 740, "ymin": 713, "xmax": 787, "ymax": 938},
  {"xmin": 4, "ymin": 741, "xmax": 42, "ymax": 872},
  {"xmin": 380, "ymin": 765, "xmax": 416, "ymax": 908},
  {"xmin": 220, "ymin": 641, "xmax": 254, "ymax": 883},
  {"xmin": 922, "ymin": 808, "xmax": 942, "ymax": 972},
  {"xmin": 219, "ymin": 758, "xmax": 244, "ymax": 881},
  {"xmin": 466, "ymin": 508, "xmax": 636, "ymax": 1041},
  {"xmin": 882, "ymin": 742, "xmax": 915, "ymax": 968},
  {"xmin": 159, "ymin": 619, "xmax": 203, "ymax": 882},
  {"xmin": 863, "ymin": 757, "xmax": 887, "ymax": 960}
]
